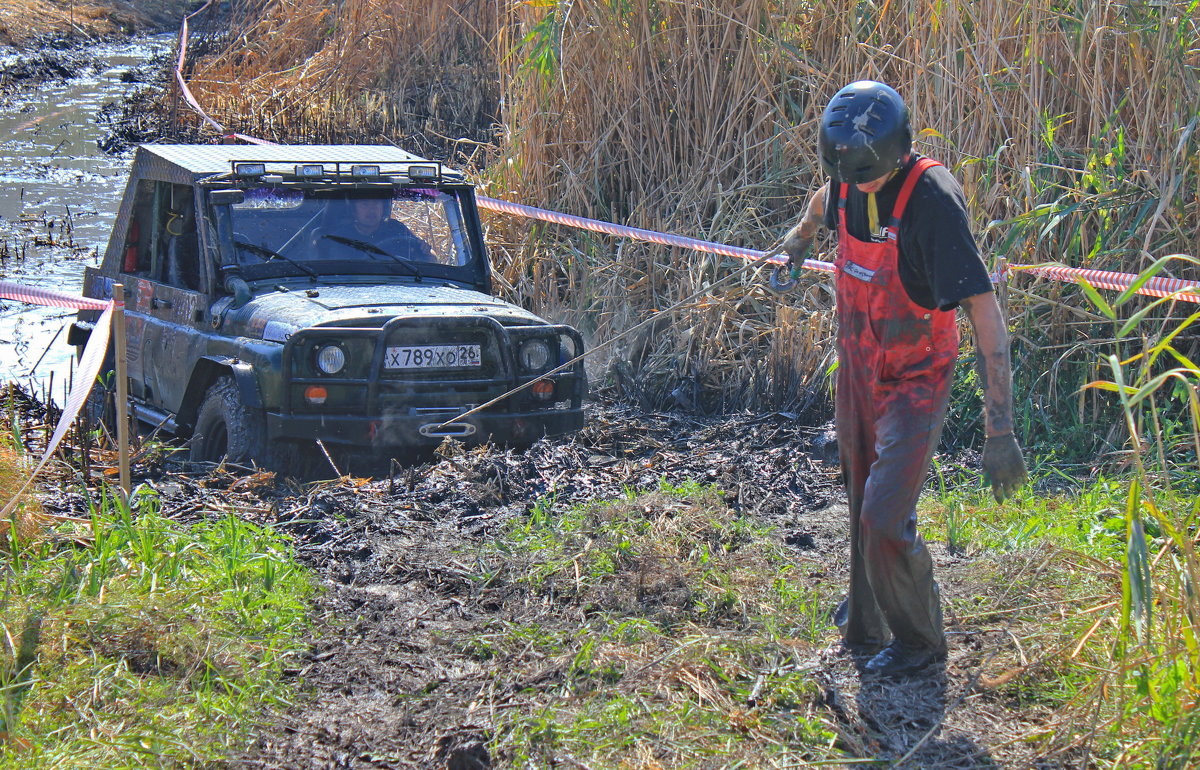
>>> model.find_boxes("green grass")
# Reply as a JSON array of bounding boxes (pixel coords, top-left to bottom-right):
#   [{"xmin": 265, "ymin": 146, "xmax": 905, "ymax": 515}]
[
  {"xmin": 924, "ymin": 470, "xmax": 1178, "ymax": 561},
  {"xmin": 495, "ymin": 477, "xmax": 831, "ymax": 633},
  {"xmin": 486, "ymin": 621, "xmax": 837, "ymax": 768},
  {"xmin": 0, "ymin": 483, "xmax": 313, "ymax": 767},
  {"xmin": 477, "ymin": 478, "xmax": 840, "ymax": 767},
  {"xmin": 921, "ymin": 470, "xmax": 1200, "ymax": 766}
]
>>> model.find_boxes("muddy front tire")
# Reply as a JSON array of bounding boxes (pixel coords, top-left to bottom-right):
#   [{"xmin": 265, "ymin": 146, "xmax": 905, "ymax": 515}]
[{"xmin": 190, "ymin": 376, "xmax": 267, "ymax": 468}]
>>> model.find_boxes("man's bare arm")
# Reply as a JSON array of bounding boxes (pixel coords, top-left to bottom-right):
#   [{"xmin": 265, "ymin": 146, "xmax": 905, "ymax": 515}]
[
  {"xmin": 960, "ymin": 291, "xmax": 1014, "ymax": 436},
  {"xmin": 960, "ymin": 290, "xmax": 1027, "ymax": 500},
  {"xmin": 782, "ymin": 183, "xmax": 828, "ymax": 260}
]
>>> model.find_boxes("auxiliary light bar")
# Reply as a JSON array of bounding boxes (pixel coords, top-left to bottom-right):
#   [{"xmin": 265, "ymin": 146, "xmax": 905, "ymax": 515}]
[
  {"xmin": 233, "ymin": 162, "xmax": 266, "ymax": 177},
  {"xmin": 407, "ymin": 164, "xmax": 440, "ymax": 182}
]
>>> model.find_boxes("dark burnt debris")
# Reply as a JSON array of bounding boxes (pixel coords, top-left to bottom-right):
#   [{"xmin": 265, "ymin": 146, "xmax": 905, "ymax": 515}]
[
  {"xmin": 46, "ymin": 403, "xmax": 842, "ymax": 556},
  {"xmin": 0, "ymin": 50, "xmax": 101, "ymax": 98},
  {"xmin": 97, "ymin": 82, "xmax": 170, "ymax": 154},
  {"xmin": 97, "ymin": 59, "xmax": 175, "ymax": 154},
  {"xmin": 32, "ymin": 398, "xmax": 845, "ymax": 767}
]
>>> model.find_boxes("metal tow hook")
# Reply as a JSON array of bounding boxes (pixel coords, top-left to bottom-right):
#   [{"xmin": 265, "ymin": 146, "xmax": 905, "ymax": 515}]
[
  {"xmin": 767, "ymin": 235, "xmax": 810, "ymax": 295},
  {"xmin": 768, "ymin": 262, "xmax": 800, "ymax": 294}
]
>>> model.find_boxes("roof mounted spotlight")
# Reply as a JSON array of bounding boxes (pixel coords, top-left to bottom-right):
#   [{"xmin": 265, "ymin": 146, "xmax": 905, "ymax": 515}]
[
  {"xmin": 351, "ymin": 164, "xmax": 380, "ymax": 177},
  {"xmin": 407, "ymin": 164, "xmax": 440, "ymax": 183},
  {"xmin": 295, "ymin": 164, "xmax": 325, "ymax": 178},
  {"xmin": 233, "ymin": 162, "xmax": 266, "ymax": 178}
]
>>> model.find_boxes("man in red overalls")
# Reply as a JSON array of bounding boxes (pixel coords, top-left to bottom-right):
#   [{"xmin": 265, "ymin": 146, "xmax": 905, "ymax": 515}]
[{"xmin": 781, "ymin": 81, "xmax": 1028, "ymax": 676}]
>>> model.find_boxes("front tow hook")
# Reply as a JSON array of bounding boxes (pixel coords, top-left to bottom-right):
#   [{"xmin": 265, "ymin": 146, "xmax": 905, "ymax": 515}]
[{"xmin": 419, "ymin": 421, "xmax": 477, "ymax": 438}]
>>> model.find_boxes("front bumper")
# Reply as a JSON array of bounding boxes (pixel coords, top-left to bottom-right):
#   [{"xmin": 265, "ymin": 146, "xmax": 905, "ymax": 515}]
[
  {"xmin": 272, "ymin": 316, "xmax": 587, "ymax": 448},
  {"xmin": 266, "ymin": 406, "xmax": 584, "ymax": 448}
]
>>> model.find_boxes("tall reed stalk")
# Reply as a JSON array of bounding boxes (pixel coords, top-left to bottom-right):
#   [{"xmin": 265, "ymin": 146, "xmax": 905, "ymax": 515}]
[
  {"xmin": 176, "ymin": 0, "xmax": 1200, "ymax": 435},
  {"xmin": 1059, "ymin": 255, "xmax": 1200, "ymax": 763}
]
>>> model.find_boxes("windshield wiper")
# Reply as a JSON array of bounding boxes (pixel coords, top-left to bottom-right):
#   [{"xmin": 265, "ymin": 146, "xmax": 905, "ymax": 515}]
[
  {"xmin": 234, "ymin": 239, "xmax": 320, "ymax": 280},
  {"xmin": 318, "ymin": 234, "xmax": 423, "ymax": 279}
]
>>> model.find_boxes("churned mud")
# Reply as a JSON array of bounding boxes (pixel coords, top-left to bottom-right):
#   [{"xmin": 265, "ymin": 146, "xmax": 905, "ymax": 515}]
[
  {"xmin": 2, "ymin": 15, "xmax": 1078, "ymax": 766},
  {"xmin": 35, "ymin": 399, "xmax": 1072, "ymax": 768}
]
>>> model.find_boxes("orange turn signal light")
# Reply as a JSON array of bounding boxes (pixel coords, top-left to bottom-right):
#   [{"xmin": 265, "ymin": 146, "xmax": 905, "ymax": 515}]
[
  {"xmin": 531, "ymin": 379, "xmax": 555, "ymax": 400},
  {"xmin": 304, "ymin": 385, "xmax": 328, "ymax": 405}
]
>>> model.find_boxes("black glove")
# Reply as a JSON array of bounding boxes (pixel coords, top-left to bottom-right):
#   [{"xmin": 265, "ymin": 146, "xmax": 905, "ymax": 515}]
[{"xmin": 982, "ymin": 433, "xmax": 1028, "ymax": 502}]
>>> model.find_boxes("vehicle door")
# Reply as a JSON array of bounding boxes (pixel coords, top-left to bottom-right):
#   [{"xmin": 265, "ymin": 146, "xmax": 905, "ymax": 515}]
[
  {"xmin": 123, "ymin": 180, "xmax": 207, "ymax": 415},
  {"xmin": 112, "ymin": 177, "xmax": 157, "ymax": 401}
]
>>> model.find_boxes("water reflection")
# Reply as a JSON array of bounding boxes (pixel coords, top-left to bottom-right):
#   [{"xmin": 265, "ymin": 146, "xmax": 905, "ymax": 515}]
[{"xmin": 0, "ymin": 35, "xmax": 170, "ymax": 397}]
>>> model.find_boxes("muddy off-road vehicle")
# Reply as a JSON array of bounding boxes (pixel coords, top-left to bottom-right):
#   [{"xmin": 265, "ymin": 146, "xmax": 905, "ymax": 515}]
[{"xmin": 70, "ymin": 145, "xmax": 586, "ymax": 470}]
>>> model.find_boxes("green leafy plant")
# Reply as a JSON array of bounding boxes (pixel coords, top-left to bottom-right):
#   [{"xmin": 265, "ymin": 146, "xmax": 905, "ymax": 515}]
[
  {"xmin": 1055, "ymin": 256, "xmax": 1200, "ymax": 764},
  {"xmin": 0, "ymin": 480, "xmax": 313, "ymax": 766}
]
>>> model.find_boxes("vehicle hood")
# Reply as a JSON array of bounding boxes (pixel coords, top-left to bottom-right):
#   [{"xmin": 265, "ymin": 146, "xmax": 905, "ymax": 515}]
[{"xmin": 217, "ymin": 283, "xmax": 548, "ymax": 342}]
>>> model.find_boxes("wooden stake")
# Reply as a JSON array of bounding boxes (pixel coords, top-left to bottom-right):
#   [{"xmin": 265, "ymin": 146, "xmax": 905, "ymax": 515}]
[{"xmin": 112, "ymin": 283, "xmax": 131, "ymax": 504}]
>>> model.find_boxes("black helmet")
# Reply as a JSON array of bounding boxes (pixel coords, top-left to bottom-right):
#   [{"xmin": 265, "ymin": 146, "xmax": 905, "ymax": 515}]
[{"xmin": 818, "ymin": 81, "xmax": 912, "ymax": 184}]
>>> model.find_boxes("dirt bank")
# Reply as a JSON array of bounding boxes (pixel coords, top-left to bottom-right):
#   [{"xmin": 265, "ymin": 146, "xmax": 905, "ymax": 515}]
[{"xmin": 0, "ymin": 0, "xmax": 186, "ymax": 48}]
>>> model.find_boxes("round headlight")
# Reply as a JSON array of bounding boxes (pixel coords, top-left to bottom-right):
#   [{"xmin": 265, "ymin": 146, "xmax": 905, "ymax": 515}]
[
  {"xmin": 315, "ymin": 344, "xmax": 346, "ymax": 375},
  {"xmin": 519, "ymin": 339, "xmax": 552, "ymax": 372}
]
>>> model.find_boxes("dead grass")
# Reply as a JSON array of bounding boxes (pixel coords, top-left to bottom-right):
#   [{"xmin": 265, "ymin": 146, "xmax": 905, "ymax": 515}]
[
  {"xmin": 181, "ymin": 0, "xmax": 500, "ymax": 159},
  {"xmin": 170, "ymin": 0, "xmax": 1199, "ymax": 419},
  {"xmin": 0, "ymin": 443, "xmax": 46, "ymax": 544},
  {"xmin": 0, "ymin": 0, "xmax": 179, "ymax": 46}
]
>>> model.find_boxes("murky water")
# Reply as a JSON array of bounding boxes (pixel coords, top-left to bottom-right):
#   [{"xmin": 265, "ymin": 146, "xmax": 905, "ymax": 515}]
[{"xmin": 0, "ymin": 35, "xmax": 171, "ymax": 398}]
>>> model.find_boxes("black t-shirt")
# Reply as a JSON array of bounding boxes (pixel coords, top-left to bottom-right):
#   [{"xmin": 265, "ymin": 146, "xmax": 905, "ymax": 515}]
[
  {"xmin": 331, "ymin": 218, "xmax": 436, "ymax": 262},
  {"xmin": 821, "ymin": 155, "xmax": 993, "ymax": 311}
]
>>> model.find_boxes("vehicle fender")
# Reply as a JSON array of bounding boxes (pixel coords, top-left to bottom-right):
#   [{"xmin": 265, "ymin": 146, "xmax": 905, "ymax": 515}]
[{"xmin": 177, "ymin": 357, "xmax": 263, "ymax": 432}]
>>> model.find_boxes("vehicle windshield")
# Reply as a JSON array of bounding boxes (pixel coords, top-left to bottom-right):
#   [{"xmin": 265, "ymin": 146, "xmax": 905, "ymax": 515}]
[{"xmin": 226, "ymin": 186, "xmax": 475, "ymax": 279}]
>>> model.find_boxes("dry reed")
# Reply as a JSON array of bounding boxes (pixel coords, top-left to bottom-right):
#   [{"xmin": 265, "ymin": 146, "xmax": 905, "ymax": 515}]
[
  {"xmin": 0, "ymin": 0, "xmax": 185, "ymax": 46},
  {"xmin": 173, "ymin": 0, "xmax": 1200, "ymax": 420},
  {"xmin": 0, "ymin": 443, "xmax": 45, "ymax": 544}
]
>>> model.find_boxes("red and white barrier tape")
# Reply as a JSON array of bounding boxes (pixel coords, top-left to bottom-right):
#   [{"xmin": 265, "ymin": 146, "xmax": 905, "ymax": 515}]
[
  {"xmin": 174, "ymin": 1, "xmax": 222, "ymax": 133},
  {"xmin": 0, "ymin": 280, "xmax": 109, "ymax": 310},
  {"xmin": 1013, "ymin": 263, "xmax": 1200, "ymax": 304},
  {"xmin": 475, "ymin": 195, "xmax": 834, "ymax": 273},
  {"xmin": 173, "ymin": 0, "xmax": 274, "ymax": 146},
  {"xmin": 474, "ymin": 197, "xmax": 1200, "ymax": 303},
  {"xmin": 170, "ymin": 4, "xmax": 1199, "ymax": 304},
  {"xmin": 0, "ymin": 293, "xmax": 113, "ymax": 518}
]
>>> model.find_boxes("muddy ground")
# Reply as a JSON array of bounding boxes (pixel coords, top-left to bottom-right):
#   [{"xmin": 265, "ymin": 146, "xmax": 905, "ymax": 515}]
[
  {"xmin": 1, "ymin": 17, "xmax": 1074, "ymax": 766},
  {"xmin": 38, "ymin": 400, "xmax": 1070, "ymax": 769},
  {"xmin": 0, "ymin": 1, "xmax": 184, "ymax": 154}
]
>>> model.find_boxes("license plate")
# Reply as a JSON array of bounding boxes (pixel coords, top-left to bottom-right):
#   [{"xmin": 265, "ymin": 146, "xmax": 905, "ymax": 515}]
[{"xmin": 385, "ymin": 344, "xmax": 482, "ymax": 369}]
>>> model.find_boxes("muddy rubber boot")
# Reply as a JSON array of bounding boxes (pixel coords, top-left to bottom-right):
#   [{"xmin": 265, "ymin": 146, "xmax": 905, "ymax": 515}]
[
  {"xmin": 833, "ymin": 597, "xmax": 888, "ymax": 655},
  {"xmin": 864, "ymin": 639, "xmax": 946, "ymax": 678}
]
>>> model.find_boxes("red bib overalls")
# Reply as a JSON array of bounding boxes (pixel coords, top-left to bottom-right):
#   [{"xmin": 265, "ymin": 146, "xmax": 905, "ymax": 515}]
[{"xmin": 834, "ymin": 157, "xmax": 959, "ymax": 653}]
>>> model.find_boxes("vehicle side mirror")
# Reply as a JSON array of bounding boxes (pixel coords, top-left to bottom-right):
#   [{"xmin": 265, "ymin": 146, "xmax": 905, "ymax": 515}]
[{"xmin": 210, "ymin": 189, "xmax": 245, "ymax": 206}]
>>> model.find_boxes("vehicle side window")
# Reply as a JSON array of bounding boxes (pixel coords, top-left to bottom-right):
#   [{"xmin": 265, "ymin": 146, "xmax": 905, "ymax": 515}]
[
  {"xmin": 120, "ymin": 181, "xmax": 202, "ymax": 291},
  {"xmin": 121, "ymin": 180, "xmax": 155, "ymax": 276},
  {"xmin": 159, "ymin": 183, "xmax": 200, "ymax": 291}
]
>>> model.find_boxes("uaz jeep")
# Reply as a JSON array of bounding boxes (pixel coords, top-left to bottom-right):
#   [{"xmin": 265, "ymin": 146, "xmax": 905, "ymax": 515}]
[{"xmin": 70, "ymin": 145, "xmax": 586, "ymax": 470}]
